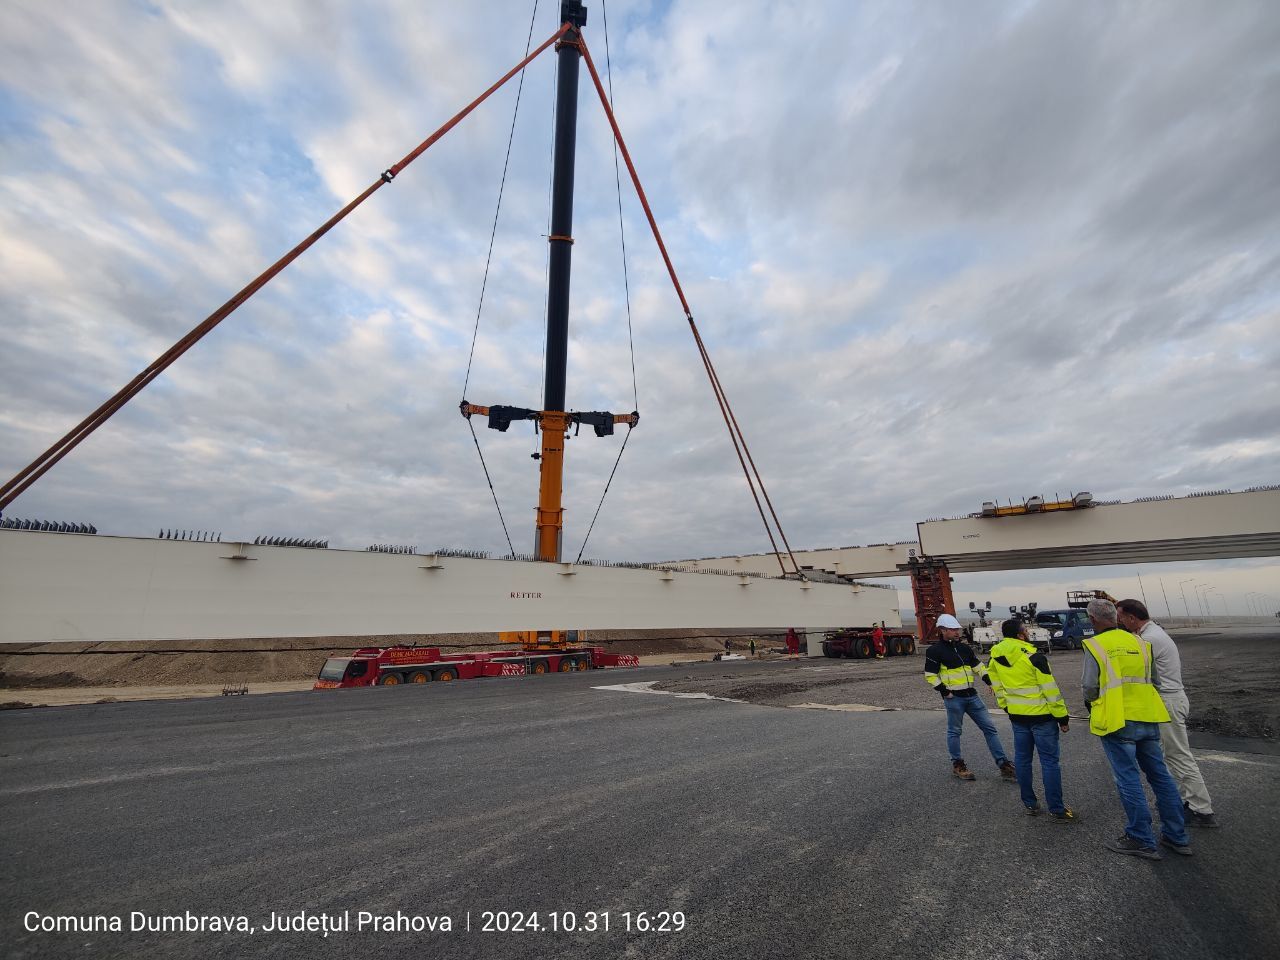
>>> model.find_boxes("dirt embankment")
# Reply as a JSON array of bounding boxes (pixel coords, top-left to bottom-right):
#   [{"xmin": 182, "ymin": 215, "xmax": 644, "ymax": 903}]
[{"xmin": 0, "ymin": 628, "xmax": 781, "ymax": 695}]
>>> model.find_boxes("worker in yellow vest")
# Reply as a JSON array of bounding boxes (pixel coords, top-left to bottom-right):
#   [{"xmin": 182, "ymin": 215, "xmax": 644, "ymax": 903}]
[
  {"xmin": 1082, "ymin": 599, "xmax": 1190, "ymax": 859},
  {"xmin": 987, "ymin": 619, "xmax": 1074, "ymax": 822}
]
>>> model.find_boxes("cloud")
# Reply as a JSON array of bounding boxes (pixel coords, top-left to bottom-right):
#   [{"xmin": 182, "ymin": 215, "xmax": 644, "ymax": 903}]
[{"xmin": 1, "ymin": 0, "xmax": 1277, "ymax": 609}]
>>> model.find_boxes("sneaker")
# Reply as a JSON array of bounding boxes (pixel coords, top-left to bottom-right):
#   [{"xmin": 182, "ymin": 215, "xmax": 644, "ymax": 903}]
[
  {"xmin": 952, "ymin": 759, "xmax": 976, "ymax": 781},
  {"xmin": 1025, "ymin": 803, "xmax": 1041, "ymax": 816},
  {"xmin": 1049, "ymin": 808, "xmax": 1077, "ymax": 824},
  {"xmin": 1184, "ymin": 802, "xmax": 1219, "ymax": 828},
  {"xmin": 999, "ymin": 760, "xmax": 1017, "ymax": 782},
  {"xmin": 1160, "ymin": 836, "xmax": 1193, "ymax": 857},
  {"xmin": 1106, "ymin": 834, "xmax": 1162, "ymax": 860}
]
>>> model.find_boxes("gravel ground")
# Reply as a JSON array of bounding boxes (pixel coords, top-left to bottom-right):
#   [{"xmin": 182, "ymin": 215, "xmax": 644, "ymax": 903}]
[{"xmin": 652, "ymin": 626, "xmax": 1278, "ymax": 739}]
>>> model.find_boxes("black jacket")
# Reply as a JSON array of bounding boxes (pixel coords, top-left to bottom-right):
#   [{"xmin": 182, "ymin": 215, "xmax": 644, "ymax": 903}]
[{"xmin": 923, "ymin": 638, "xmax": 990, "ymax": 698}]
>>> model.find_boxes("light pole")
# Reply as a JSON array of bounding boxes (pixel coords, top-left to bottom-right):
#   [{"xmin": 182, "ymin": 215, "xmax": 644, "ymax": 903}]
[
  {"xmin": 1195, "ymin": 583, "xmax": 1211, "ymax": 618},
  {"xmin": 1178, "ymin": 579, "xmax": 1195, "ymax": 619}
]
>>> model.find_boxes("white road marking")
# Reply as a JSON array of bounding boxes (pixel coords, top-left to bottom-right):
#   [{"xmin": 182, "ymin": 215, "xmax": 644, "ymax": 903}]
[
  {"xmin": 790, "ymin": 702, "xmax": 897, "ymax": 712},
  {"xmin": 1194, "ymin": 751, "xmax": 1277, "ymax": 765},
  {"xmin": 592, "ymin": 681, "xmax": 743, "ymax": 703}
]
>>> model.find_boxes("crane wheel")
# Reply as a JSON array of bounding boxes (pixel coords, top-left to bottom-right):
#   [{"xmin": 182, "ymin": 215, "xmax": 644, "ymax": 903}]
[
  {"xmin": 409, "ymin": 671, "xmax": 431, "ymax": 684},
  {"xmin": 378, "ymin": 674, "xmax": 401, "ymax": 686},
  {"xmin": 531, "ymin": 660, "xmax": 549, "ymax": 675},
  {"xmin": 558, "ymin": 659, "xmax": 574, "ymax": 673},
  {"xmin": 575, "ymin": 658, "xmax": 589, "ymax": 671},
  {"xmin": 436, "ymin": 668, "xmax": 457, "ymax": 682}
]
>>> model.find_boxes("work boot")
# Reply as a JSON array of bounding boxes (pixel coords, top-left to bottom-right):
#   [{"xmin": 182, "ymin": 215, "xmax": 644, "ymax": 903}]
[
  {"xmin": 1184, "ymin": 802, "xmax": 1219, "ymax": 828},
  {"xmin": 1105, "ymin": 834, "xmax": 1161, "ymax": 860},
  {"xmin": 1160, "ymin": 836, "xmax": 1193, "ymax": 857},
  {"xmin": 1049, "ymin": 808, "xmax": 1077, "ymax": 824},
  {"xmin": 952, "ymin": 759, "xmax": 976, "ymax": 781},
  {"xmin": 999, "ymin": 760, "xmax": 1017, "ymax": 782}
]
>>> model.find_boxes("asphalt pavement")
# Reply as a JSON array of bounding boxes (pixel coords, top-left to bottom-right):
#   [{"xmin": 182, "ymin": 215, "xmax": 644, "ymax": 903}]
[{"xmin": 2, "ymin": 660, "xmax": 1277, "ymax": 960}]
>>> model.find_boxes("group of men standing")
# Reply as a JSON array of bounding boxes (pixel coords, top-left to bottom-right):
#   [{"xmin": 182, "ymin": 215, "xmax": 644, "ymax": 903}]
[{"xmin": 923, "ymin": 598, "xmax": 1217, "ymax": 860}]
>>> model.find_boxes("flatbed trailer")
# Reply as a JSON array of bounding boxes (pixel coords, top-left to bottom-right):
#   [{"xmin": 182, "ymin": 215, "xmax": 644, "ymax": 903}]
[
  {"xmin": 821, "ymin": 628, "xmax": 917, "ymax": 659},
  {"xmin": 313, "ymin": 644, "xmax": 639, "ymax": 689}
]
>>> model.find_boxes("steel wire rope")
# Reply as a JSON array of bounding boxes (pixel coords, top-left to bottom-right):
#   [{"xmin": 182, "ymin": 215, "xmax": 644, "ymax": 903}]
[
  {"xmin": 0, "ymin": 22, "xmax": 572, "ymax": 511},
  {"xmin": 575, "ymin": 34, "xmax": 802, "ymax": 576},
  {"xmin": 459, "ymin": 0, "xmax": 543, "ymax": 555},
  {"xmin": 603, "ymin": 0, "xmax": 639, "ymax": 412},
  {"xmin": 468, "ymin": 418, "xmax": 516, "ymax": 556},
  {"xmin": 573, "ymin": 0, "xmax": 640, "ymax": 563}
]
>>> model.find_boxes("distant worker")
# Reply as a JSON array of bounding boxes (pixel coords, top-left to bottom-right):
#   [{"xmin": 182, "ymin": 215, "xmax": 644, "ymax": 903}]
[
  {"xmin": 725, "ymin": 638, "xmax": 732, "ymax": 654},
  {"xmin": 871, "ymin": 622, "xmax": 886, "ymax": 659},
  {"xmin": 749, "ymin": 637, "xmax": 757, "ymax": 658},
  {"xmin": 1115, "ymin": 599, "xmax": 1217, "ymax": 828},
  {"xmin": 924, "ymin": 613, "xmax": 1016, "ymax": 782},
  {"xmin": 785, "ymin": 627, "xmax": 800, "ymax": 659},
  {"xmin": 1082, "ymin": 598, "xmax": 1190, "ymax": 859},
  {"xmin": 987, "ymin": 618, "xmax": 1074, "ymax": 822}
]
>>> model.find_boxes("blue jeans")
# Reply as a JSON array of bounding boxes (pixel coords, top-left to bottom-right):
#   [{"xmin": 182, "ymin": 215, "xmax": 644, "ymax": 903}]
[
  {"xmin": 1013, "ymin": 720, "xmax": 1064, "ymax": 814},
  {"xmin": 1099, "ymin": 721, "xmax": 1189, "ymax": 848},
  {"xmin": 944, "ymin": 694, "xmax": 1008, "ymax": 766}
]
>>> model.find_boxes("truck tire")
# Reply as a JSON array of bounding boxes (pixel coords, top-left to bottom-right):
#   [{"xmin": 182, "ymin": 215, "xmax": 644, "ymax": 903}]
[
  {"xmin": 530, "ymin": 660, "xmax": 549, "ymax": 675},
  {"xmin": 558, "ymin": 658, "xmax": 574, "ymax": 673},
  {"xmin": 575, "ymin": 658, "xmax": 589, "ymax": 671},
  {"xmin": 435, "ymin": 668, "xmax": 457, "ymax": 682},
  {"xmin": 853, "ymin": 638, "xmax": 872, "ymax": 659},
  {"xmin": 378, "ymin": 673, "xmax": 401, "ymax": 686},
  {"xmin": 409, "ymin": 671, "xmax": 431, "ymax": 684}
]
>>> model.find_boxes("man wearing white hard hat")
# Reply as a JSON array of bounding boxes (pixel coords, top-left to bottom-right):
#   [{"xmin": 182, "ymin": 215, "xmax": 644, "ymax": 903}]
[{"xmin": 924, "ymin": 613, "xmax": 1016, "ymax": 782}]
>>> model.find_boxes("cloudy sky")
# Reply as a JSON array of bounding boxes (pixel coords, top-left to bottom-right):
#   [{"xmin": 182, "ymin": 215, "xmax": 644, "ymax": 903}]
[{"xmin": 2, "ymin": 0, "xmax": 1277, "ymax": 616}]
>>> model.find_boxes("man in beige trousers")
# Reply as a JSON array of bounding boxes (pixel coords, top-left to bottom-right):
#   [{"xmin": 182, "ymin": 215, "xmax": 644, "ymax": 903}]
[{"xmin": 1116, "ymin": 599, "xmax": 1218, "ymax": 828}]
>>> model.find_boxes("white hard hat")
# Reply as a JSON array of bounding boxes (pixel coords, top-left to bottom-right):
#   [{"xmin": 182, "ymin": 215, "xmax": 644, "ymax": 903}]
[{"xmin": 936, "ymin": 614, "xmax": 962, "ymax": 630}]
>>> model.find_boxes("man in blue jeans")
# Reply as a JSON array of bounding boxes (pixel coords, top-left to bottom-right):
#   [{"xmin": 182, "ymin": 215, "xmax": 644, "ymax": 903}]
[
  {"xmin": 1083, "ymin": 599, "xmax": 1190, "ymax": 859},
  {"xmin": 987, "ymin": 618, "xmax": 1075, "ymax": 822},
  {"xmin": 924, "ymin": 614, "xmax": 1015, "ymax": 782}
]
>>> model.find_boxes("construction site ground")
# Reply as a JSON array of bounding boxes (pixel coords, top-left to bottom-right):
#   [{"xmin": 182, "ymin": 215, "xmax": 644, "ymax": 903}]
[
  {"xmin": 3, "ymin": 652, "xmax": 1277, "ymax": 960},
  {"xmin": 1, "ymin": 626, "xmax": 1275, "ymax": 742}
]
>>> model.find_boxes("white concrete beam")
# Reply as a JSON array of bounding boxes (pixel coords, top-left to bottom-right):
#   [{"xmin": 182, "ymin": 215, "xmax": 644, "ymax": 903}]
[
  {"xmin": 0, "ymin": 531, "xmax": 901, "ymax": 643},
  {"xmin": 919, "ymin": 489, "xmax": 1280, "ymax": 571}
]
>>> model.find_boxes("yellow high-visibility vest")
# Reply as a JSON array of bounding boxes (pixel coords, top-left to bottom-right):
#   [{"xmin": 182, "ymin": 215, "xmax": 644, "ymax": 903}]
[
  {"xmin": 1083, "ymin": 628, "xmax": 1170, "ymax": 736},
  {"xmin": 987, "ymin": 639, "xmax": 1067, "ymax": 719},
  {"xmin": 924, "ymin": 659, "xmax": 987, "ymax": 691}
]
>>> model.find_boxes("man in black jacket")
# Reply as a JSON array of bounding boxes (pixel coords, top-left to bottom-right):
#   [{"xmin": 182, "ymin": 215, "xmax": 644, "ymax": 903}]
[{"xmin": 924, "ymin": 614, "xmax": 1015, "ymax": 781}]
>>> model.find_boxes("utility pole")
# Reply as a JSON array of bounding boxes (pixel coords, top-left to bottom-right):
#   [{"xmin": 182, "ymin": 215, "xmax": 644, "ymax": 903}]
[{"xmin": 1157, "ymin": 577, "xmax": 1172, "ymax": 619}]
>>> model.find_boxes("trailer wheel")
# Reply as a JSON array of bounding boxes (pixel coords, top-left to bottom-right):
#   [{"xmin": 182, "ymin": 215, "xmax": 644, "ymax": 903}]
[
  {"xmin": 890, "ymin": 637, "xmax": 905, "ymax": 656},
  {"xmin": 558, "ymin": 658, "xmax": 574, "ymax": 673},
  {"xmin": 378, "ymin": 674, "xmax": 401, "ymax": 686},
  {"xmin": 854, "ymin": 638, "xmax": 872, "ymax": 659},
  {"xmin": 409, "ymin": 671, "xmax": 431, "ymax": 684},
  {"xmin": 435, "ymin": 668, "xmax": 457, "ymax": 682},
  {"xmin": 530, "ymin": 660, "xmax": 549, "ymax": 675},
  {"xmin": 575, "ymin": 658, "xmax": 589, "ymax": 671}
]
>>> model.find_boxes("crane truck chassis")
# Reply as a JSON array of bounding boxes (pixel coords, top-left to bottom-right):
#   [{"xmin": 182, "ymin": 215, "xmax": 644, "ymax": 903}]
[{"xmin": 314, "ymin": 643, "xmax": 640, "ymax": 689}]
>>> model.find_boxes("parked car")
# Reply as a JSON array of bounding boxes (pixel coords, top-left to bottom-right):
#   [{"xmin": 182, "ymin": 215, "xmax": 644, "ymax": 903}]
[{"xmin": 1035, "ymin": 608, "xmax": 1095, "ymax": 649}]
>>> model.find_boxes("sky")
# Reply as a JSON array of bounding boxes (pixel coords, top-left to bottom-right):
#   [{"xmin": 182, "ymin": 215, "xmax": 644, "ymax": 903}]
[{"xmin": 1, "ymin": 0, "xmax": 1277, "ymax": 617}]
